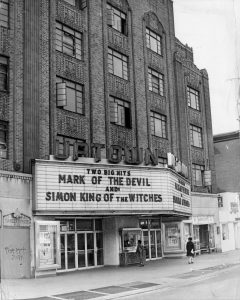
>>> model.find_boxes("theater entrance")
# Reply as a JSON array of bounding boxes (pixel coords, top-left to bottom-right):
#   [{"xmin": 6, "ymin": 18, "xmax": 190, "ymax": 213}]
[
  {"xmin": 58, "ymin": 219, "xmax": 103, "ymax": 272},
  {"xmin": 140, "ymin": 219, "xmax": 162, "ymax": 260}
]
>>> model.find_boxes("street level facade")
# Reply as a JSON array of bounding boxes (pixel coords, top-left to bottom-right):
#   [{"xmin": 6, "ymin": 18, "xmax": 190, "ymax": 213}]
[{"xmin": 0, "ymin": 0, "xmax": 217, "ymax": 278}]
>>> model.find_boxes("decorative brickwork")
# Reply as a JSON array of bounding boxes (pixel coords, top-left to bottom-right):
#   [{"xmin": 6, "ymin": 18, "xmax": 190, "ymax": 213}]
[
  {"xmin": 149, "ymin": 92, "xmax": 166, "ymax": 112},
  {"xmin": 189, "ymin": 109, "xmax": 202, "ymax": 127},
  {"xmin": 151, "ymin": 135, "xmax": 170, "ymax": 155},
  {"xmin": 57, "ymin": 109, "xmax": 86, "ymax": 140},
  {"xmin": 191, "ymin": 147, "xmax": 205, "ymax": 164},
  {"xmin": 108, "ymin": 74, "xmax": 130, "ymax": 100},
  {"xmin": 56, "ymin": 52, "xmax": 84, "ymax": 83},
  {"xmin": 108, "ymin": 28, "xmax": 129, "ymax": 55},
  {"xmin": 144, "ymin": 11, "xmax": 165, "ymax": 34},
  {"xmin": 110, "ymin": 124, "xmax": 134, "ymax": 148},
  {"xmin": 147, "ymin": 50, "xmax": 165, "ymax": 72},
  {"xmin": 108, "ymin": 0, "xmax": 129, "ymax": 13},
  {"xmin": 56, "ymin": 0, "xmax": 82, "ymax": 31}
]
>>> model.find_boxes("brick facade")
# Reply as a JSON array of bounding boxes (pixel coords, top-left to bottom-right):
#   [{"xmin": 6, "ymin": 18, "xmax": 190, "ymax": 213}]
[{"xmin": 0, "ymin": 0, "xmax": 216, "ymax": 193}]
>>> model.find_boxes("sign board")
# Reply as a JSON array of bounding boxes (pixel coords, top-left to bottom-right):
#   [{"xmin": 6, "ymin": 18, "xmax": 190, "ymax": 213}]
[
  {"xmin": 34, "ymin": 160, "xmax": 191, "ymax": 214},
  {"xmin": 192, "ymin": 215, "xmax": 214, "ymax": 225},
  {"xmin": 3, "ymin": 212, "xmax": 31, "ymax": 227}
]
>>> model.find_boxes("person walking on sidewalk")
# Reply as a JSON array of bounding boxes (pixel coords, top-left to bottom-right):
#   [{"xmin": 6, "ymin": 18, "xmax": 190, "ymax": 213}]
[
  {"xmin": 136, "ymin": 240, "xmax": 145, "ymax": 266},
  {"xmin": 186, "ymin": 237, "xmax": 195, "ymax": 264}
]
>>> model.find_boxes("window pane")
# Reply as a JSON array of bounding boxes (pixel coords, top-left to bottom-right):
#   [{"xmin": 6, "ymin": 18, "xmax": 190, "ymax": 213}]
[
  {"xmin": 0, "ymin": 1, "xmax": 9, "ymax": 28},
  {"xmin": 66, "ymin": 87, "xmax": 76, "ymax": 111},
  {"xmin": 113, "ymin": 56, "xmax": 123, "ymax": 77},
  {"xmin": 56, "ymin": 22, "xmax": 82, "ymax": 60}
]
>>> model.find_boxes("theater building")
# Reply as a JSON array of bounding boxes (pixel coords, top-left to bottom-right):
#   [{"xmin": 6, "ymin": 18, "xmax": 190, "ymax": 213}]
[{"xmin": 0, "ymin": 0, "xmax": 217, "ymax": 278}]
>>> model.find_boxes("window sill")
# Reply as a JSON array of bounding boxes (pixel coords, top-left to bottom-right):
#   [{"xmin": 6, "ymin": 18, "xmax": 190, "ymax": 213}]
[
  {"xmin": 56, "ymin": 50, "xmax": 83, "ymax": 62},
  {"xmin": 147, "ymin": 48, "xmax": 163, "ymax": 58},
  {"xmin": 188, "ymin": 106, "xmax": 201, "ymax": 113},
  {"xmin": 108, "ymin": 73, "xmax": 129, "ymax": 82},
  {"xmin": 57, "ymin": 107, "xmax": 85, "ymax": 116},
  {"xmin": 151, "ymin": 134, "xmax": 167, "ymax": 140},
  {"xmin": 191, "ymin": 145, "xmax": 203, "ymax": 150},
  {"xmin": 111, "ymin": 123, "xmax": 132, "ymax": 130},
  {"xmin": 149, "ymin": 90, "xmax": 164, "ymax": 97},
  {"xmin": 108, "ymin": 26, "xmax": 128, "ymax": 37}
]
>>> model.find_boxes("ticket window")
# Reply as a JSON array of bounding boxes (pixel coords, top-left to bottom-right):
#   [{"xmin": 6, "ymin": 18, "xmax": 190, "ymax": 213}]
[{"xmin": 120, "ymin": 228, "xmax": 142, "ymax": 252}]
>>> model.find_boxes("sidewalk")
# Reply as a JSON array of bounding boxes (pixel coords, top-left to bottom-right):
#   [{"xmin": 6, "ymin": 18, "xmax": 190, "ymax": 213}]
[{"xmin": 1, "ymin": 250, "xmax": 240, "ymax": 300}]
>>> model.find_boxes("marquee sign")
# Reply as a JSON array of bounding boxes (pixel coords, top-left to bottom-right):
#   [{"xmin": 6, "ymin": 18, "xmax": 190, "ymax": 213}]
[{"xmin": 33, "ymin": 159, "xmax": 191, "ymax": 214}]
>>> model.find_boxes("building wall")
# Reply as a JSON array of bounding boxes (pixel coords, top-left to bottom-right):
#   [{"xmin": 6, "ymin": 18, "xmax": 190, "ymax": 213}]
[
  {"xmin": 0, "ymin": 0, "xmax": 217, "ymax": 196},
  {"xmin": 0, "ymin": 171, "xmax": 33, "ymax": 278},
  {"xmin": 218, "ymin": 192, "xmax": 240, "ymax": 252},
  {"xmin": 0, "ymin": 0, "xmax": 218, "ymax": 277},
  {"xmin": 214, "ymin": 132, "xmax": 240, "ymax": 193}
]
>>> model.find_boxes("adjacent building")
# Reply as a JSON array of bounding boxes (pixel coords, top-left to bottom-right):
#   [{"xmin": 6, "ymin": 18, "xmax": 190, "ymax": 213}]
[
  {"xmin": 214, "ymin": 131, "xmax": 240, "ymax": 252},
  {"xmin": 0, "ymin": 0, "xmax": 217, "ymax": 278}
]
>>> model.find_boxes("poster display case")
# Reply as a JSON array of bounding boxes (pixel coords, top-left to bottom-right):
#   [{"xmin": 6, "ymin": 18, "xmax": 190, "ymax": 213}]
[
  {"xmin": 164, "ymin": 222, "xmax": 181, "ymax": 252},
  {"xmin": 35, "ymin": 221, "xmax": 60, "ymax": 270}
]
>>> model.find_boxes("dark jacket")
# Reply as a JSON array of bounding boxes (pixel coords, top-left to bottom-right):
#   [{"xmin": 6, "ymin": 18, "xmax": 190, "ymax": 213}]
[
  {"xmin": 186, "ymin": 241, "xmax": 195, "ymax": 257},
  {"xmin": 136, "ymin": 244, "xmax": 144, "ymax": 257}
]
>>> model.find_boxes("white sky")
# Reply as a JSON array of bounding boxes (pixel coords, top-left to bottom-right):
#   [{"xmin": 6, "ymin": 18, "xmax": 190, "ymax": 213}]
[{"xmin": 173, "ymin": 0, "xmax": 240, "ymax": 135}]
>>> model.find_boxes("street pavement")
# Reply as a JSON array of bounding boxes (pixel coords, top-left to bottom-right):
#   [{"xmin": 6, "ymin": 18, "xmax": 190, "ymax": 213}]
[
  {"xmin": 1, "ymin": 250, "xmax": 240, "ymax": 300},
  {"xmin": 123, "ymin": 263, "xmax": 240, "ymax": 299}
]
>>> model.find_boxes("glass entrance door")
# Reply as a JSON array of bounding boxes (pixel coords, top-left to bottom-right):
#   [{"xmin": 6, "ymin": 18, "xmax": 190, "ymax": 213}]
[
  {"xmin": 142, "ymin": 229, "xmax": 162, "ymax": 260},
  {"xmin": 59, "ymin": 219, "xmax": 103, "ymax": 272},
  {"xmin": 143, "ymin": 230, "xmax": 149, "ymax": 259},
  {"xmin": 60, "ymin": 232, "xmax": 99, "ymax": 270},
  {"xmin": 77, "ymin": 233, "xmax": 85, "ymax": 268},
  {"xmin": 150, "ymin": 230, "xmax": 156, "ymax": 259}
]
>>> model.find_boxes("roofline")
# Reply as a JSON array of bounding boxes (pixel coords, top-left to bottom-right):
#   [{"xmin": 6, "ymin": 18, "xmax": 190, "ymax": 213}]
[{"xmin": 213, "ymin": 131, "xmax": 240, "ymax": 143}]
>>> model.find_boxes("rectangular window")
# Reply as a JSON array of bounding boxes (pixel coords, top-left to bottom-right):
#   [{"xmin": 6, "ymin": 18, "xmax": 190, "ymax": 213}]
[
  {"xmin": 148, "ymin": 68, "xmax": 164, "ymax": 96},
  {"xmin": 192, "ymin": 164, "xmax": 204, "ymax": 186},
  {"xmin": 0, "ymin": 56, "xmax": 8, "ymax": 91},
  {"xmin": 108, "ymin": 48, "xmax": 128, "ymax": 80},
  {"xmin": 107, "ymin": 4, "xmax": 127, "ymax": 35},
  {"xmin": 56, "ymin": 77, "xmax": 84, "ymax": 114},
  {"xmin": 146, "ymin": 28, "xmax": 162, "ymax": 55},
  {"xmin": 110, "ymin": 96, "xmax": 131, "ymax": 128},
  {"xmin": 187, "ymin": 87, "xmax": 200, "ymax": 110},
  {"xmin": 0, "ymin": 0, "xmax": 9, "ymax": 28},
  {"xmin": 0, "ymin": 121, "xmax": 7, "ymax": 158},
  {"xmin": 222, "ymin": 224, "xmax": 229, "ymax": 240},
  {"xmin": 56, "ymin": 22, "xmax": 82, "ymax": 60},
  {"xmin": 150, "ymin": 112, "xmax": 167, "ymax": 138},
  {"xmin": 190, "ymin": 125, "xmax": 203, "ymax": 148},
  {"xmin": 56, "ymin": 135, "xmax": 85, "ymax": 157}
]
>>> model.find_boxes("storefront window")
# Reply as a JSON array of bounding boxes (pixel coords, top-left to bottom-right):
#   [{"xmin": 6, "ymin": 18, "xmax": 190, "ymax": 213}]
[
  {"xmin": 164, "ymin": 223, "xmax": 181, "ymax": 251},
  {"xmin": 60, "ymin": 219, "xmax": 75, "ymax": 232},
  {"xmin": 76, "ymin": 219, "xmax": 93, "ymax": 231},
  {"xmin": 35, "ymin": 221, "xmax": 60, "ymax": 270},
  {"xmin": 139, "ymin": 219, "xmax": 148, "ymax": 229},
  {"xmin": 150, "ymin": 219, "xmax": 161, "ymax": 229},
  {"xmin": 95, "ymin": 219, "xmax": 102, "ymax": 231}
]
